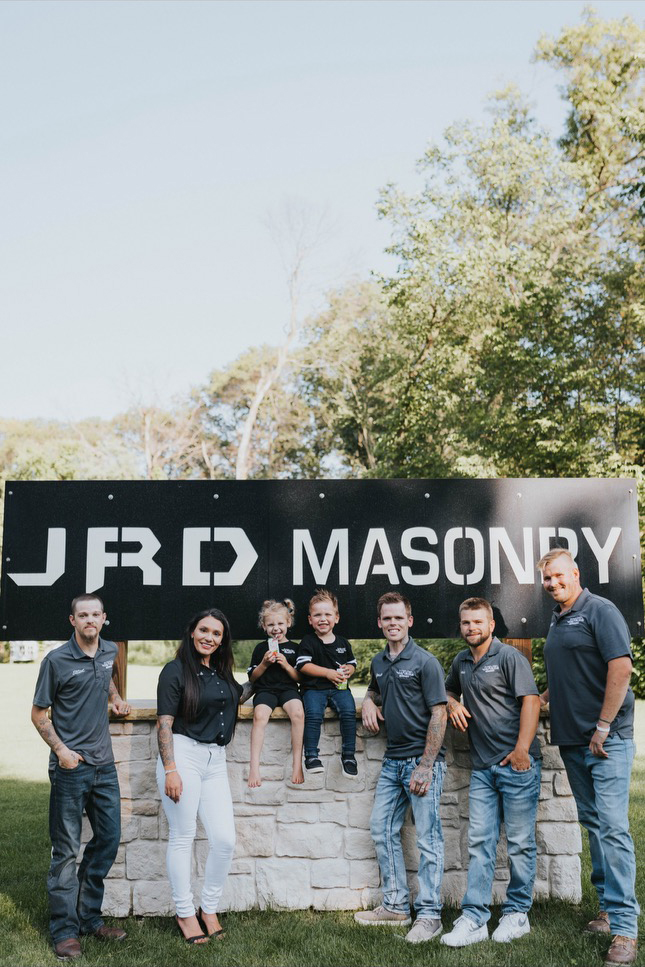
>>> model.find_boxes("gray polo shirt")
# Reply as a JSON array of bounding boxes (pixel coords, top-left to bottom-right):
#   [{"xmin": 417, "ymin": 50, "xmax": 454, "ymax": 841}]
[
  {"xmin": 445, "ymin": 637, "xmax": 540, "ymax": 770},
  {"xmin": 33, "ymin": 635, "xmax": 117, "ymax": 766},
  {"xmin": 543, "ymin": 588, "xmax": 634, "ymax": 746},
  {"xmin": 368, "ymin": 637, "xmax": 447, "ymax": 759}
]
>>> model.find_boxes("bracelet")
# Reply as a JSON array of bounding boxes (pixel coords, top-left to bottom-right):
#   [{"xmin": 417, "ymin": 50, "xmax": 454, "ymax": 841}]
[
  {"xmin": 595, "ymin": 723, "xmax": 610, "ymax": 733},
  {"xmin": 164, "ymin": 768, "xmax": 178, "ymax": 775},
  {"xmin": 598, "ymin": 717, "xmax": 611, "ymax": 725}
]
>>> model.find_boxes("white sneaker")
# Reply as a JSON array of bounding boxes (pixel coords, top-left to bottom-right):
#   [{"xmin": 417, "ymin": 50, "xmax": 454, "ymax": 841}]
[
  {"xmin": 492, "ymin": 912, "xmax": 530, "ymax": 942},
  {"xmin": 441, "ymin": 915, "xmax": 488, "ymax": 947}
]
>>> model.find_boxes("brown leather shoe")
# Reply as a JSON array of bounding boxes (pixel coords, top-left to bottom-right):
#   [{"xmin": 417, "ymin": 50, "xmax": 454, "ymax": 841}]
[
  {"xmin": 54, "ymin": 938, "xmax": 82, "ymax": 960},
  {"xmin": 91, "ymin": 925, "xmax": 127, "ymax": 940},
  {"xmin": 604, "ymin": 936, "xmax": 637, "ymax": 966},
  {"xmin": 585, "ymin": 911, "xmax": 610, "ymax": 934}
]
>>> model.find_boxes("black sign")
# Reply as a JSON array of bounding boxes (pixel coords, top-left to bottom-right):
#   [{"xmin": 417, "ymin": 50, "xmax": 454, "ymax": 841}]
[{"xmin": 0, "ymin": 479, "xmax": 642, "ymax": 640}]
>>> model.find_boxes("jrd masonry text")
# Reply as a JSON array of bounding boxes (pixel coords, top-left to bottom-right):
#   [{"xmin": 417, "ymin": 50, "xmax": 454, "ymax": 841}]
[{"xmin": 7, "ymin": 524, "xmax": 623, "ymax": 591}]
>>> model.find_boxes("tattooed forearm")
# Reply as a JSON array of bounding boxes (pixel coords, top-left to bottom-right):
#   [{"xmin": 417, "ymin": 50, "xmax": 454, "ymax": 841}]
[
  {"xmin": 156, "ymin": 715, "xmax": 176, "ymax": 769},
  {"xmin": 365, "ymin": 688, "xmax": 382, "ymax": 707},
  {"xmin": 419, "ymin": 704, "xmax": 447, "ymax": 769},
  {"xmin": 31, "ymin": 706, "xmax": 65, "ymax": 754}
]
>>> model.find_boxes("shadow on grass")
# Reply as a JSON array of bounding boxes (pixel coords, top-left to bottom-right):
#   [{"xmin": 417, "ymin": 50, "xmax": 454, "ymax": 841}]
[{"xmin": 1, "ymin": 765, "xmax": 644, "ymax": 966}]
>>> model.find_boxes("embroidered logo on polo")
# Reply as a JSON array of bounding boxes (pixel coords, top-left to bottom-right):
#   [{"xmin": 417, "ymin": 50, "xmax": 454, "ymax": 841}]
[
  {"xmin": 483, "ymin": 665, "xmax": 499, "ymax": 673},
  {"xmin": 101, "ymin": 660, "xmax": 114, "ymax": 669},
  {"xmin": 396, "ymin": 669, "xmax": 415, "ymax": 679},
  {"xmin": 71, "ymin": 668, "xmax": 85, "ymax": 676},
  {"xmin": 564, "ymin": 616, "xmax": 585, "ymax": 625}
]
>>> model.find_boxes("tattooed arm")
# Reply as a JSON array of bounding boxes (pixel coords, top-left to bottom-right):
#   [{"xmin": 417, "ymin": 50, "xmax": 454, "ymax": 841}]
[
  {"xmin": 157, "ymin": 714, "xmax": 182, "ymax": 802},
  {"xmin": 108, "ymin": 678, "xmax": 130, "ymax": 716},
  {"xmin": 409, "ymin": 703, "xmax": 447, "ymax": 797},
  {"xmin": 361, "ymin": 686, "xmax": 384, "ymax": 732},
  {"xmin": 31, "ymin": 705, "xmax": 83, "ymax": 769}
]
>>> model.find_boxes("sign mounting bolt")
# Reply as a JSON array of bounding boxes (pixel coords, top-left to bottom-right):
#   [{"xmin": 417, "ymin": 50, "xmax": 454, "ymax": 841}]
[
  {"xmin": 213, "ymin": 494, "xmax": 219, "ymax": 499},
  {"xmin": 521, "ymin": 617, "xmax": 527, "ymax": 624},
  {"xmin": 108, "ymin": 494, "xmax": 113, "ymax": 500},
  {"xmin": 319, "ymin": 493, "xmax": 325, "ymax": 499}
]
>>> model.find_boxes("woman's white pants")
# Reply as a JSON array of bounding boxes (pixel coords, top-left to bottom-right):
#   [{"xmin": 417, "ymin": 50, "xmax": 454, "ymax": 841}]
[{"xmin": 156, "ymin": 733, "xmax": 235, "ymax": 916}]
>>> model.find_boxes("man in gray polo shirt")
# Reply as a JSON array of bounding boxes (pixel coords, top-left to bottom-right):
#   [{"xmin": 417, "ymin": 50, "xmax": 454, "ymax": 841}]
[
  {"xmin": 441, "ymin": 596, "xmax": 541, "ymax": 948},
  {"xmin": 538, "ymin": 548, "xmax": 638, "ymax": 967},
  {"xmin": 354, "ymin": 591, "xmax": 447, "ymax": 944},
  {"xmin": 31, "ymin": 594, "xmax": 130, "ymax": 961}
]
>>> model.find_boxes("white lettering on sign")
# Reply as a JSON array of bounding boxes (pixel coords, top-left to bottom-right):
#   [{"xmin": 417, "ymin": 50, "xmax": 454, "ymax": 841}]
[
  {"xmin": 489, "ymin": 527, "xmax": 534, "ymax": 584},
  {"xmin": 292, "ymin": 529, "xmax": 349, "ymax": 585},
  {"xmin": 356, "ymin": 529, "xmax": 399, "ymax": 585},
  {"xmin": 8, "ymin": 528, "xmax": 66, "ymax": 586},
  {"xmin": 582, "ymin": 526, "xmax": 622, "ymax": 583},
  {"xmin": 86, "ymin": 527, "xmax": 162, "ymax": 592},
  {"xmin": 182, "ymin": 527, "xmax": 258, "ymax": 586},
  {"xmin": 6, "ymin": 524, "xmax": 624, "ymax": 590}
]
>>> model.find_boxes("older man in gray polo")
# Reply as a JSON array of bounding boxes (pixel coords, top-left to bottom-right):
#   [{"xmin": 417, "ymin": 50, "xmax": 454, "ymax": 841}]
[{"xmin": 538, "ymin": 548, "xmax": 638, "ymax": 967}]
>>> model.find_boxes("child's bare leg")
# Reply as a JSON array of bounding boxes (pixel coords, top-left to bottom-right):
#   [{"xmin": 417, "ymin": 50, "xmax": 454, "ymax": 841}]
[
  {"xmin": 248, "ymin": 705, "xmax": 272, "ymax": 787},
  {"xmin": 283, "ymin": 699, "xmax": 305, "ymax": 784}
]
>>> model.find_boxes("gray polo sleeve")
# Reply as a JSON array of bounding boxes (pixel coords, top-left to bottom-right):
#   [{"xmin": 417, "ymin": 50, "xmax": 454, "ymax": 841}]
[
  {"xmin": 445, "ymin": 655, "xmax": 461, "ymax": 697},
  {"xmin": 591, "ymin": 600, "xmax": 633, "ymax": 663},
  {"xmin": 33, "ymin": 654, "xmax": 57, "ymax": 709},
  {"xmin": 368, "ymin": 659, "xmax": 380, "ymax": 696},
  {"xmin": 421, "ymin": 654, "xmax": 447, "ymax": 708},
  {"xmin": 500, "ymin": 647, "xmax": 539, "ymax": 698}
]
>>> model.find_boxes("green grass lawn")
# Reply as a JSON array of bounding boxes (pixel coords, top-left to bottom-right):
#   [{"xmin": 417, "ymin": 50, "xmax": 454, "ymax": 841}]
[{"xmin": 1, "ymin": 662, "xmax": 644, "ymax": 966}]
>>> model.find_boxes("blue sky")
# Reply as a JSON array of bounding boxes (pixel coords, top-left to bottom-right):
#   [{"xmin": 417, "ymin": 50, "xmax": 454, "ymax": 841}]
[{"xmin": 1, "ymin": 0, "xmax": 643, "ymax": 422}]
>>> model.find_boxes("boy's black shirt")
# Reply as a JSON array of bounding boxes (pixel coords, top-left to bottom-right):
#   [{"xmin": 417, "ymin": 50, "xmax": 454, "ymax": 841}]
[{"xmin": 296, "ymin": 632, "xmax": 356, "ymax": 691}]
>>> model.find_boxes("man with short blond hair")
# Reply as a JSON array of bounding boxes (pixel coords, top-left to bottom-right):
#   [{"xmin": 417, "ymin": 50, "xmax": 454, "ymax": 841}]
[
  {"xmin": 441, "ymin": 596, "xmax": 541, "ymax": 948},
  {"xmin": 31, "ymin": 595, "xmax": 130, "ymax": 961},
  {"xmin": 355, "ymin": 591, "xmax": 447, "ymax": 944},
  {"xmin": 538, "ymin": 549, "xmax": 639, "ymax": 967}
]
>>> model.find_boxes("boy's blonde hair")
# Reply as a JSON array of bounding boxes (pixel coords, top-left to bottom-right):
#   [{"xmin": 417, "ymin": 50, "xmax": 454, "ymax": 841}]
[
  {"xmin": 308, "ymin": 588, "xmax": 338, "ymax": 613},
  {"xmin": 258, "ymin": 598, "xmax": 295, "ymax": 630}
]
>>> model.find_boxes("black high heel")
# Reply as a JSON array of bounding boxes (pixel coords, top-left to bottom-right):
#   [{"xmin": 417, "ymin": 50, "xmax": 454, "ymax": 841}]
[
  {"xmin": 175, "ymin": 915, "xmax": 209, "ymax": 944},
  {"xmin": 197, "ymin": 907, "xmax": 225, "ymax": 939}
]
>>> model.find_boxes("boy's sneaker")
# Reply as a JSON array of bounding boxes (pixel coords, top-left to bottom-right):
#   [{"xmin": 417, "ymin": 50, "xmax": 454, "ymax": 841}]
[
  {"xmin": 354, "ymin": 905, "xmax": 411, "ymax": 927},
  {"xmin": 405, "ymin": 918, "xmax": 443, "ymax": 943},
  {"xmin": 304, "ymin": 757, "xmax": 324, "ymax": 773},
  {"xmin": 492, "ymin": 912, "xmax": 530, "ymax": 942},
  {"xmin": 341, "ymin": 755, "xmax": 358, "ymax": 778},
  {"xmin": 441, "ymin": 915, "xmax": 488, "ymax": 947}
]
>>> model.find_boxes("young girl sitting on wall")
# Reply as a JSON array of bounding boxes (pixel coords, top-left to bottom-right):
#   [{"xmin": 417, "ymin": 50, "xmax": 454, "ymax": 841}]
[{"xmin": 247, "ymin": 598, "xmax": 304, "ymax": 787}]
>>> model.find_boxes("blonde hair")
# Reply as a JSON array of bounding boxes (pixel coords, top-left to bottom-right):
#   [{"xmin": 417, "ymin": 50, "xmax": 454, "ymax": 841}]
[
  {"xmin": 258, "ymin": 598, "xmax": 295, "ymax": 630},
  {"xmin": 536, "ymin": 547, "xmax": 576, "ymax": 571},
  {"xmin": 308, "ymin": 588, "xmax": 338, "ymax": 612}
]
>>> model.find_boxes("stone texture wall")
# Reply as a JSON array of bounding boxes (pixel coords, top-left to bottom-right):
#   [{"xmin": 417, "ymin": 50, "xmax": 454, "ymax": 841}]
[{"xmin": 94, "ymin": 705, "xmax": 582, "ymax": 916}]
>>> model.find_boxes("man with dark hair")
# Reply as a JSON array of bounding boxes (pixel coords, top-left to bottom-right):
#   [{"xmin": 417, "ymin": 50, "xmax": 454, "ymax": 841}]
[
  {"xmin": 538, "ymin": 549, "xmax": 638, "ymax": 967},
  {"xmin": 441, "ymin": 597, "xmax": 541, "ymax": 948},
  {"xmin": 354, "ymin": 591, "xmax": 447, "ymax": 944},
  {"xmin": 31, "ymin": 595, "xmax": 130, "ymax": 961}
]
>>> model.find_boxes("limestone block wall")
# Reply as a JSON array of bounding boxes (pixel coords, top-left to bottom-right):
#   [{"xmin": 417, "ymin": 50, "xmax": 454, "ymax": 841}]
[{"xmin": 94, "ymin": 705, "xmax": 582, "ymax": 916}]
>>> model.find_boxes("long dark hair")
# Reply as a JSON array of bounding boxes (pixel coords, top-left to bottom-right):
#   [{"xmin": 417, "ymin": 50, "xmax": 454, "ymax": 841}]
[{"xmin": 176, "ymin": 608, "xmax": 236, "ymax": 722}]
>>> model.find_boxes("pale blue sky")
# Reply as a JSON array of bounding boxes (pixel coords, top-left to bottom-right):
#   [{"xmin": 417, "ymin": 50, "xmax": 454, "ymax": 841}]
[{"xmin": 1, "ymin": 0, "xmax": 643, "ymax": 421}]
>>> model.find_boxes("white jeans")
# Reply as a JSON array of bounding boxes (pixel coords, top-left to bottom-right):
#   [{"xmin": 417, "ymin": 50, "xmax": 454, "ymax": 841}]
[{"xmin": 156, "ymin": 733, "xmax": 236, "ymax": 917}]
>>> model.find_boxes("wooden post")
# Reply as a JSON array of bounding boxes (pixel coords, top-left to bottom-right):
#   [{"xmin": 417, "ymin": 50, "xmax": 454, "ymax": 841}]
[
  {"xmin": 505, "ymin": 638, "xmax": 532, "ymax": 662},
  {"xmin": 112, "ymin": 641, "xmax": 128, "ymax": 700}
]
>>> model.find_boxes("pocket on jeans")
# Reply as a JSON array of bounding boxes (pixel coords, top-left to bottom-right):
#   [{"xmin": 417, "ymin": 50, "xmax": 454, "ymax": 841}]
[{"xmin": 510, "ymin": 755, "xmax": 534, "ymax": 775}]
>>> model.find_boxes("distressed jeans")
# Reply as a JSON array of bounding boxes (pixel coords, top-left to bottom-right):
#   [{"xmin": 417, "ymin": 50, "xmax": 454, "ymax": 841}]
[
  {"xmin": 560, "ymin": 736, "xmax": 639, "ymax": 938},
  {"xmin": 370, "ymin": 756, "xmax": 446, "ymax": 918},
  {"xmin": 462, "ymin": 757, "xmax": 541, "ymax": 926},
  {"xmin": 47, "ymin": 760, "xmax": 121, "ymax": 943}
]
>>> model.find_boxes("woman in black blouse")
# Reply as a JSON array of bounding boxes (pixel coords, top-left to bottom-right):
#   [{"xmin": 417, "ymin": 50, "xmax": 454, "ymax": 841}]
[{"xmin": 156, "ymin": 608, "xmax": 242, "ymax": 943}]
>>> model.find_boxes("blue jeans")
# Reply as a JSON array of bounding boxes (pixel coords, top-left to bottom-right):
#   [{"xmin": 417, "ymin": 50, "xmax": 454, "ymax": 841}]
[
  {"xmin": 47, "ymin": 761, "xmax": 121, "ymax": 943},
  {"xmin": 462, "ymin": 758, "xmax": 541, "ymax": 926},
  {"xmin": 303, "ymin": 688, "xmax": 356, "ymax": 758},
  {"xmin": 370, "ymin": 756, "xmax": 446, "ymax": 918},
  {"xmin": 560, "ymin": 737, "xmax": 639, "ymax": 938}
]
